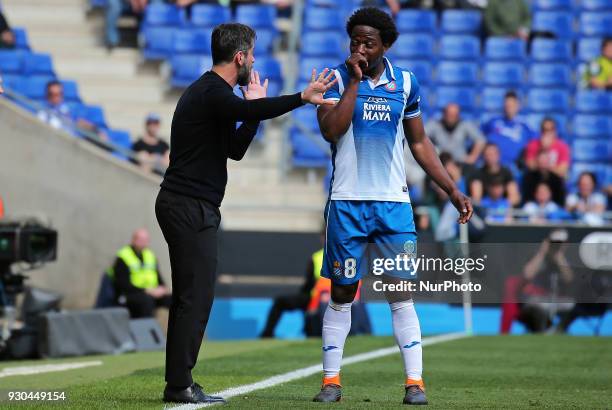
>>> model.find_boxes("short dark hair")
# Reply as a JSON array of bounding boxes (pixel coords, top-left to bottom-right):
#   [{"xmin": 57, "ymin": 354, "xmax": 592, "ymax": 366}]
[
  {"xmin": 346, "ymin": 7, "xmax": 399, "ymax": 47},
  {"xmin": 579, "ymin": 171, "xmax": 598, "ymax": 186},
  {"xmin": 211, "ymin": 23, "xmax": 256, "ymax": 65},
  {"xmin": 540, "ymin": 117, "xmax": 557, "ymax": 130},
  {"xmin": 602, "ymin": 37, "xmax": 612, "ymax": 50},
  {"xmin": 46, "ymin": 80, "xmax": 62, "ymax": 91},
  {"xmin": 439, "ymin": 151, "xmax": 455, "ymax": 167},
  {"xmin": 504, "ymin": 90, "xmax": 518, "ymax": 100}
]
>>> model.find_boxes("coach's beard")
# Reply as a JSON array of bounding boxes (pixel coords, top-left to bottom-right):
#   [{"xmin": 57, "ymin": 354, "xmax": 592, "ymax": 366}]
[{"xmin": 237, "ymin": 64, "xmax": 251, "ymax": 87}]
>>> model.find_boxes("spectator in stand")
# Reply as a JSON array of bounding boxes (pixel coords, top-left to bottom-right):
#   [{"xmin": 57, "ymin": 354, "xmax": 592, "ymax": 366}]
[
  {"xmin": 481, "ymin": 91, "xmax": 533, "ymax": 169},
  {"xmin": 425, "ymin": 103, "xmax": 486, "ymax": 166},
  {"xmin": 105, "ymin": 0, "xmax": 162, "ymax": 50},
  {"xmin": 484, "ymin": 0, "xmax": 530, "ymax": 40},
  {"xmin": 522, "ymin": 182, "xmax": 560, "ymax": 222},
  {"xmin": 582, "ymin": 38, "xmax": 612, "ymax": 91},
  {"xmin": 522, "ymin": 150, "xmax": 566, "ymax": 206},
  {"xmin": 524, "ymin": 118, "xmax": 570, "ymax": 179},
  {"xmin": 471, "ymin": 143, "xmax": 521, "ymax": 206},
  {"xmin": 0, "ymin": 10, "xmax": 15, "ymax": 49},
  {"xmin": 132, "ymin": 113, "xmax": 170, "ymax": 171},
  {"xmin": 566, "ymin": 172, "xmax": 608, "ymax": 224},
  {"xmin": 480, "ymin": 175, "xmax": 511, "ymax": 222}
]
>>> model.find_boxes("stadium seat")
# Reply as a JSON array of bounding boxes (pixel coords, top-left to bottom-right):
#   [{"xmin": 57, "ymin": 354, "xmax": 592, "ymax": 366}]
[
  {"xmin": 254, "ymin": 57, "xmax": 282, "ymax": 82},
  {"xmin": 396, "ymin": 10, "xmax": 437, "ymax": 34},
  {"xmin": 532, "ymin": 0, "xmax": 572, "ymax": 11},
  {"xmin": 107, "ymin": 129, "xmax": 132, "ymax": 150},
  {"xmin": 532, "ymin": 12, "xmax": 574, "ymax": 39},
  {"xmin": 22, "ymin": 53, "xmax": 54, "ymax": 76},
  {"xmin": 143, "ymin": 3, "xmax": 184, "ymax": 27},
  {"xmin": 483, "ymin": 63, "xmax": 524, "ymax": 87},
  {"xmin": 570, "ymin": 162, "xmax": 607, "ymax": 185},
  {"xmin": 525, "ymin": 113, "xmax": 568, "ymax": 135},
  {"xmin": 303, "ymin": 7, "xmax": 342, "ymax": 31},
  {"xmin": 436, "ymin": 62, "xmax": 478, "ymax": 85},
  {"xmin": 170, "ymin": 54, "xmax": 212, "ymax": 88},
  {"xmin": 171, "ymin": 29, "xmax": 212, "ymax": 54},
  {"xmin": 575, "ymin": 90, "xmax": 612, "ymax": 113},
  {"xmin": 439, "ymin": 35, "xmax": 480, "ymax": 60},
  {"xmin": 573, "ymin": 114, "xmax": 612, "ymax": 139},
  {"xmin": 389, "ymin": 34, "xmax": 435, "ymax": 60},
  {"xmin": 394, "ymin": 59, "xmax": 432, "ymax": 85},
  {"xmin": 12, "ymin": 27, "xmax": 30, "ymax": 50},
  {"xmin": 61, "ymin": 80, "xmax": 81, "ymax": 103},
  {"xmin": 572, "ymin": 139, "xmax": 611, "ymax": 162},
  {"xmin": 606, "ymin": 166, "xmax": 612, "ymax": 187},
  {"xmin": 530, "ymin": 38, "xmax": 572, "ymax": 62},
  {"xmin": 255, "ymin": 28, "xmax": 277, "ymax": 52},
  {"xmin": 576, "ymin": 37, "xmax": 603, "ymax": 63},
  {"xmin": 299, "ymin": 57, "xmax": 338, "ymax": 81},
  {"xmin": 1, "ymin": 74, "xmax": 27, "ymax": 95},
  {"xmin": 292, "ymin": 106, "xmax": 318, "ymax": 131},
  {"xmin": 435, "ymin": 87, "xmax": 477, "ymax": 112},
  {"xmin": 142, "ymin": 26, "xmax": 176, "ymax": 60},
  {"xmin": 528, "ymin": 63, "xmax": 572, "ymax": 87},
  {"xmin": 23, "ymin": 75, "xmax": 55, "ymax": 100},
  {"xmin": 76, "ymin": 105, "xmax": 107, "ymax": 129},
  {"xmin": 305, "ymin": 0, "xmax": 342, "ymax": 7},
  {"xmin": 579, "ymin": 12, "xmax": 612, "ymax": 37},
  {"xmin": 290, "ymin": 128, "xmax": 329, "ymax": 168},
  {"xmin": 484, "ymin": 37, "xmax": 526, "ymax": 61},
  {"xmin": 236, "ymin": 4, "xmax": 276, "ymax": 29},
  {"xmin": 190, "ymin": 4, "xmax": 231, "ymax": 27},
  {"xmin": 300, "ymin": 31, "xmax": 345, "ymax": 57},
  {"xmin": 527, "ymin": 88, "xmax": 570, "ymax": 112},
  {"xmin": 440, "ymin": 10, "xmax": 481, "ymax": 34},
  {"xmin": 580, "ymin": 0, "xmax": 612, "ymax": 11},
  {"xmin": 0, "ymin": 50, "xmax": 23, "ymax": 73},
  {"xmin": 481, "ymin": 87, "xmax": 513, "ymax": 112}
]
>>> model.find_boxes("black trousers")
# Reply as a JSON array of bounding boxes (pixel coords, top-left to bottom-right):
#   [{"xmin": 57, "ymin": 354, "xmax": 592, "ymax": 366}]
[
  {"xmin": 260, "ymin": 293, "xmax": 310, "ymax": 337},
  {"xmin": 124, "ymin": 292, "xmax": 172, "ymax": 319},
  {"xmin": 155, "ymin": 188, "xmax": 221, "ymax": 388}
]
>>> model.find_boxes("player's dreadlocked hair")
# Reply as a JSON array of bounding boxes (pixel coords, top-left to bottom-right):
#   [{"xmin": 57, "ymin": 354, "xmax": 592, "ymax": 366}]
[{"xmin": 346, "ymin": 7, "xmax": 399, "ymax": 47}]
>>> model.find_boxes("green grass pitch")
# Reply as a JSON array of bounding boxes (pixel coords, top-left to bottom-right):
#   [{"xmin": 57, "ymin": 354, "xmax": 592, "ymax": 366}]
[{"xmin": 0, "ymin": 335, "xmax": 609, "ymax": 409}]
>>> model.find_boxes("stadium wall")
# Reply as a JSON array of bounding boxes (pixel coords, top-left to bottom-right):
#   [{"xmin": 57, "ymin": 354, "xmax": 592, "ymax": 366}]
[{"xmin": 0, "ymin": 99, "xmax": 169, "ymax": 309}]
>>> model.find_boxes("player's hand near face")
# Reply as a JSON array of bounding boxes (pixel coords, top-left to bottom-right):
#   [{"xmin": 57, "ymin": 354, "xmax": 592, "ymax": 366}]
[
  {"xmin": 241, "ymin": 70, "xmax": 268, "ymax": 100},
  {"xmin": 449, "ymin": 190, "xmax": 473, "ymax": 224},
  {"xmin": 301, "ymin": 68, "xmax": 338, "ymax": 106},
  {"xmin": 345, "ymin": 53, "xmax": 368, "ymax": 80}
]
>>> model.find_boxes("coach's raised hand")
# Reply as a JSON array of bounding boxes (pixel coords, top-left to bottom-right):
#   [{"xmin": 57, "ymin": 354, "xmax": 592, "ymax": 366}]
[
  {"xmin": 301, "ymin": 68, "xmax": 338, "ymax": 106},
  {"xmin": 241, "ymin": 70, "xmax": 268, "ymax": 100}
]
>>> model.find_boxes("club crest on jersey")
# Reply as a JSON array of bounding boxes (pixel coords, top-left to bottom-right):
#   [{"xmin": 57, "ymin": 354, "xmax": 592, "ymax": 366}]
[
  {"xmin": 385, "ymin": 81, "xmax": 397, "ymax": 91},
  {"xmin": 333, "ymin": 260, "xmax": 342, "ymax": 276}
]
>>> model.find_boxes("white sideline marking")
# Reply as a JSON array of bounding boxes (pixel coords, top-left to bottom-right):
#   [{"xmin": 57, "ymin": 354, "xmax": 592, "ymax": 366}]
[
  {"xmin": 0, "ymin": 360, "xmax": 103, "ymax": 378},
  {"xmin": 170, "ymin": 332, "xmax": 467, "ymax": 409}
]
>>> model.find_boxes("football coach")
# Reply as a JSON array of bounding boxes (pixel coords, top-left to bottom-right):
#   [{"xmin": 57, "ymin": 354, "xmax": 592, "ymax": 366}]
[{"xmin": 155, "ymin": 23, "xmax": 337, "ymax": 404}]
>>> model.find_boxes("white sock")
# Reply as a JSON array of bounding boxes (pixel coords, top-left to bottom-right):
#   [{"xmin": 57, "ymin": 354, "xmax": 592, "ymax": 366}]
[
  {"xmin": 322, "ymin": 301, "xmax": 352, "ymax": 379},
  {"xmin": 390, "ymin": 300, "xmax": 423, "ymax": 381}
]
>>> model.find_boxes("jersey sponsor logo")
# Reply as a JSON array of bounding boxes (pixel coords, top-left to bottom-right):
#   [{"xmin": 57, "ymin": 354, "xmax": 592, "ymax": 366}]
[
  {"xmin": 366, "ymin": 96, "xmax": 388, "ymax": 103},
  {"xmin": 385, "ymin": 81, "xmax": 397, "ymax": 91},
  {"xmin": 362, "ymin": 101, "xmax": 391, "ymax": 122}
]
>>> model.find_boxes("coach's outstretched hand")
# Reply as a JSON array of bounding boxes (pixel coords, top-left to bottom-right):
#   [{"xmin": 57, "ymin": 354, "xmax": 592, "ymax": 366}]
[
  {"xmin": 241, "ymin": 70, "xmax": 268, "ymax": 100},
  {"xmin": 450, "ymin": 190, "xmax": 473, "ymax": 224},
  {"xmin": 301, "ymin": 68, "xmax": 338, "ymax": 106}
]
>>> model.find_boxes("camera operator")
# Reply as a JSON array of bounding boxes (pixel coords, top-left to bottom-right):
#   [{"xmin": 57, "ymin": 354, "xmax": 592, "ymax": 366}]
[{"xmin": 500, "ymin": 229, "xmax": 575, "ymax": 333}]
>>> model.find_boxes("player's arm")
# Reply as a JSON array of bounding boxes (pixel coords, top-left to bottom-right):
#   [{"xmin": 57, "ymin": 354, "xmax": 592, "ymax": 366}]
[
  {"xmin": 404, "ymin": 116, "xmax": 473, "ymax": 224},
  {"xmin": 317, "ymin": 54, "xmax": 366, "ymax": 143}
]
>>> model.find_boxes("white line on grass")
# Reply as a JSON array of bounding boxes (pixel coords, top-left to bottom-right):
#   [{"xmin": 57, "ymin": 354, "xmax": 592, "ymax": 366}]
[
  {"xmin": 169, "ymin": 332, "xmax": 467, "ymax": 410},
  {"xmin": 0, "ymin": 360, "xmax": 103, "ymax": 378}
]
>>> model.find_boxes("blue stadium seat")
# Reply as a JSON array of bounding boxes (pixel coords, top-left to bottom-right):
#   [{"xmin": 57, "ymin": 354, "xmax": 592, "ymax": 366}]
[
  {"xmin": 143, "ymin": 3, "xmax": 184, "ymax": 27},
  {"xmin": 606, "ymin": 166, "xmax": 612, "ymax": 187},
  {"xmin": 580, "ymin": 0, "xmax": 612, "ymax": 11},
  {"xmin": 532, "ymin": 12, "xmax": 574, "ymax": 39},
  {"xmin": 525, "ymin": 113, "xmax": 568, "ymax": 135},
  {"xmin": 527, "ymin": 88, "xmax": 570, "ymax": 112},
  {"xmin": 396, "ymin": 10, "xmax": 437, "ymax": 34},
  {"xmin": 439, "ymin": 35, "xmax": 480, "ymax": 60},
  {"xmin": 528, "ymin": 63, "xmax": 572, "ymax": 87},
  {"xmin": 394, "ymin": 59, "xmax": 432, "ymax": 85},
  {"xmin": 300, "ymin": 31, "xmax": 344, "ymax": 57},
  {"xmin": 440, "ymin": 10, "xmax": 481, "ymax": 34},
  {"xmin": 388, "ymin": 34, "xmax": 434, "ymax": 60},
  {"xmin": 579, "ymin": 12, "xmax": 612, "ymax": 37},
  {"xmin": 60, "ymin": 80, "xmax": 81, "ymax": 103},
  {"xmin": 305, "ymin": 0, "xmax": 341, "ymax": 7},
  {"xmin": 255, "ymin": 28, "xmax": 277, "ymax": 52},
  {"xmin": 530, "ymin": 38, "xmax": 572, "ymax": 62},
  {"xmin": 170, "ymin": 54, "xmax": 212, "ymax": 88},
  {"xmin": 90, "ymin": 0, "xmax": 108, "ymax": 8},
  {"xmin": 0, "ymin": 50, "xmax": 24, "ymax": 73},
  {"xmin": 484, "ymin": 37, "xmax": 526, "ymax": 61},
  {"xmin": 435, "ymin": 87, "xmax": 477, "ymax": 112},
  {"xmin": 1, "ymin": 74, "xmax": 27, "ymax": 95},
  {"xmin": 299, "ymin": 57, "xmax": 338, "ymax": 81},
  {"xmin": 76, "ymin": 105, "xmax": 107, "ymax": 129},
  {"xmin": 573, "ymin": 115, "xmax": 612, "ymax": 139},
  {"xmin": 575, "ymin": 90, "xmax": 612, "ymax": 113},
  {"xmin": 107, "ymin": 129, "xmax": 132, "ymax": 150},
  {"xmin": 172, "ymin": 29, "xmax": 212, "ymax": 54},
  {"xmin": 254, "ymin": 57, "xmax": 282, "ymax": 82},
  {"xmin": 290, "ymin": 128, "xmax": 329, "ymax": 168},
  {"xmin": 570, "ymin": 162, "xmax": 607, "ymax": 185},
  {"xmin": 190, "ymin": 4, "xmax": 231, "ymax": 27},
  {"xmin": 23, "ymin": 75, "xmax": 55, "ymax": 100},
  {"xmin": 265, "ymin": 80, "xmax": 281, "ymax": 97},
  {"xmin": 572, "ymin": 139, "xmax": 611, "ymax": 162},
  {"xmin": 293, "ymin": 106, "xmax": 318, "ymax": 131},
  {"xmin": 532, "ymin": 0, "xmax": 572, "ymax": 11},
  {"xmin": 12, "ymin": 27, "xmax": 30, "ymax": 50},
  {"xmin": 436, "ymin": 61, "xmax": 478, "ymax": 85},
  {"xmin": 236, "ymin": 4, "xmax": 276, "ymax": 29},
  {"xmin": 481, "ymin": 87, "xmax": 513, "ymax": 112},
  {"xmin": 483, "ymin": 63, "xmax": 524, "ymax": 87},
  {"xmin": 577, "ymin": 37, "xmax": 603, "ymax": 62},
  {"xmin": 303, "ymin": 7, "xmax": 342, "ymax": 31},
  {"xmin": 22, "ymin": 53, "xmax": 54, "ymax": 76},
  {"xmin": 142, "ymin": 27, "xmax": 176, "ymax": 60}
]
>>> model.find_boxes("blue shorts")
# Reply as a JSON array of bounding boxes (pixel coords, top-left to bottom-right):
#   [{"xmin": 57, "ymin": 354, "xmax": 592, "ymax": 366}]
[{"xmin": 322, "ymin": 200, "xmax": 418, "ymax": 285}]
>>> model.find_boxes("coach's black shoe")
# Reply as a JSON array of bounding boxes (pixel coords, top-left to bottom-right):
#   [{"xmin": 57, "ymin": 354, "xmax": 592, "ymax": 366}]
[
  {"xmin": 163, "ymin": 382, "xmax": 226, "ymax": 404},
  {"xmin": 403, "ymin": 385, "xmax": 428, "ymax": 405},
  {"xmin": 313, "ymin": 384, "xmax": 342, "ymax": 402}
]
